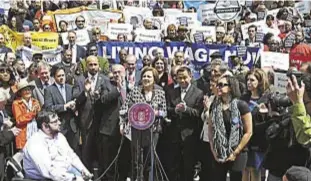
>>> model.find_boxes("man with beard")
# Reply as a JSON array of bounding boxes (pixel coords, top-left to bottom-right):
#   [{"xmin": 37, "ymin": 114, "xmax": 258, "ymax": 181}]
[
  {"xmin": 12, "ymin": 58, "xmax": 27, "ymax": 82},
  {"xmin": 44, "ymin": 65, "xmax": 79, "ymax": 153},
  {"xmin": 23, "ymin": 111, "xmax": 92, "ymax": 181}
]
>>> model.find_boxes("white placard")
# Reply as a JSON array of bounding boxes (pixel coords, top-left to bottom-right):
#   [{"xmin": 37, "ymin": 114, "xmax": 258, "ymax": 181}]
[
  {"xmin": 190, "ymin": 26, "xmax": 216, "ymax": 42},
  {"xmin": 274, "ymin": 72, "xmax": 288, "ymax": 93},
  {"xmin": 135, "ymin": 29, "xmax": 161, "ymax": 42},
  {"xmin": 61, "ymin": 29, "xmax": 90, "ymax": 46},
  {"xmin": 107, "ymin": 23, "xmax": 133, "ymax": 40},
  {"xmin": 241, "ymin": 20, "xmax": 266, "ymax": 40},
  {"xmin": 21, "ymin": 47, "xmax": 62, "ymax": 68},
  {"xmin": 295, "ymin": 1, "xmax": 311, "ymax": 14},
  {"xmin": 261, "ymin": 52, "xmax": 289, "ymax": 70},
  {"xmin": 54, "ymin": 10, "xmax": 122, "ymax": 32},
  {"xmin": 123, "ymin": 6, "xmax": 153, "ymax": 28},
  {"xmin": 198, "ymin": 3, "xmax": 217, "ymax": 22}
]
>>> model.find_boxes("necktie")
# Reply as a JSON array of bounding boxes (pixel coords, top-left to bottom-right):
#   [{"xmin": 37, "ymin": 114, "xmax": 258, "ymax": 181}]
[
  {"xmin": 120, "ymin": 87, "xmax": 126, "ymax": 103},
  {"xmin": 44, "ymin": 82, "xmax": 49, "ymax": 89},
  {"xmin": 60, "ymin": 85, "xmax": 66, "ymax": 102},
  {"xmin": 181, "ymin": 89, "xmax": 187, "ymax": 101}
]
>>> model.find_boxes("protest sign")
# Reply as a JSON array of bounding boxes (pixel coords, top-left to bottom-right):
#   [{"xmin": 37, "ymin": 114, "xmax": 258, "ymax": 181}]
[
  {"xmin": 123, "ymin": 6, "xmax": 152, "ymax": 28},
  {"xmin": 61, "ymin": 29, "xmax": 90, "ymax": 46},
  {"xmin": 21, "ymin": 47, "xmax": 62, "ymax": 68},
  {"xmin": 261, "ymin": 52, "xmax": 289, "ymax": 70},
  {"xmin": 198, "ymin": 3, "xmax": 217, "ymax": 22},
  {"xmin": 274, "ymin": 72, "xmax": 288, "ymax": 93},
  {"xmin": 0, "ymin": 25, "xmax": 22, "ymax": 51},
  {"xmin": 189, "ymin": 26, "xmax": 216, "ymax": 42},
  {"xmin": 31, "ymin": 32, "xmax": 59, "ymax": 50},
  {"xmin": 241, "ymin": 21, "xmax": 266, "ymax": 40},
  {"xmin": 135, "ymin": 29, "xmax": 162, "ymax": 42},
  {"xmin": 51, "ymin": 8, "xmax": 122, "ymax": 31},
  {"xmin": 107, "ymin": 23, "xmax": 133, "ymax": 40}
]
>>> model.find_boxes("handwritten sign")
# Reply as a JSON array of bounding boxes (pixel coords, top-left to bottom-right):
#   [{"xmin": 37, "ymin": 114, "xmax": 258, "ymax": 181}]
[
  {"xmin": 261, "ymin": 52, "xmax": 289, "ymax": 70},
  {"xmin": 274, "ymin": 72, "xmax": 287, "ymax": 93},
  {"xmin": 107, "ymin": 23, "xmax": 133, "ymax": 40}
]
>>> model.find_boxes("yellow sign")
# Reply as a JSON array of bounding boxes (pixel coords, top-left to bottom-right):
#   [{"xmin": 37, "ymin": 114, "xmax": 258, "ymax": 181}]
[
  {"xmin": 30, "ymin": 32, "xmax": 59, "ymax": 50},
  {"xmin": 0, "ymin": 25, "xmax": 22, "ymax": 51},
  {"xmin": 0, "ymin": 25, "xmax": 59, "ymax": 51}
]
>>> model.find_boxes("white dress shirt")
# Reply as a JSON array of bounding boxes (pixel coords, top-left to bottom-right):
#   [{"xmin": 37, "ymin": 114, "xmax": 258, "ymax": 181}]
[
  {"xmin": 55, "ymin": 83, "xmax": 66, "ymax": 102},
  {"xmin": 180, "ymin": 84, "xmax": 191, "ymax": 101},
  {"xmin": 70, "ymin": 44, "xmax": 77, "ymax": 64},
  {"xmin": 23, "ymin": 130, "xmax": 87, "ymax": 181},
  {"xmin": 87, "ymin": 72, "xmax": 98, "ymax": 91}
]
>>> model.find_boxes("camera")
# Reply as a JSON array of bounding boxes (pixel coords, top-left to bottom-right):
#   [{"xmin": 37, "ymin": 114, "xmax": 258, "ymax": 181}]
[
  {"xmin": 269, "ymin": 92, "xmax": 292, "ymax": 112},
  {"xmin": 287, "ymin": 69, "xmax": 303, "ymax": 86}
]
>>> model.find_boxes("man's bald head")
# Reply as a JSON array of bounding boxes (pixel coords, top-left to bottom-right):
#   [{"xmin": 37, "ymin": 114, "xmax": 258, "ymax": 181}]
[
  {"xmin": 86, "ymin": 55, "xmax": 99, "ymax": 75},
  {"xmin": 23, "ymin": 32, "xmax": 32, "ymax": 46}
]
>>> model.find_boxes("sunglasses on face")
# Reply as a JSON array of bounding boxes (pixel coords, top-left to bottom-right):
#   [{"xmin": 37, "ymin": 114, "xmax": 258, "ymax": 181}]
[
  {"xmin": 217, "ymin": 83, "xmax": 229, "ymax": 88},
  {"xmin": 0, "ymin": 68, "xmax": 10, "ymax": 73},
  {"xmin": 93, "ymin": 32, "xmax": 100, "ymax": 35}
]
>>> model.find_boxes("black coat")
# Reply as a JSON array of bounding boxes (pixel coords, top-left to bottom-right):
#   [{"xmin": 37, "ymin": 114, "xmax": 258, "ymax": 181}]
[{"xmin": 0, "ymin": 130, "xmax": 14, "ymax": 180}]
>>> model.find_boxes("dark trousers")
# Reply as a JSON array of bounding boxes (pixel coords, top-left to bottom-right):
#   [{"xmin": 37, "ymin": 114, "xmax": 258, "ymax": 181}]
[
  {"xmin": 162, "ymin": 135, "xmax": 199, "ymax": 181},
  {"xmin": 81, "ymin": 125, "xmax": 97, "ymax": 171},
  {"xmin": 118, "ymin": 138, "xmax": 132, "ymax": 180},
  {"xmin": 65, "ymin": 128, "xmax": 80, "ymax": 157},
  {"xmin": 213, "ymin": 152, "xmax": 248, "ymax": 181},
  {"xmin": 199, "ymin": 141, "xmax": 214, "ymax": 181},
  {"xmin": 98, "ymin": 133, "xmax": 122, "ymax": 181}
]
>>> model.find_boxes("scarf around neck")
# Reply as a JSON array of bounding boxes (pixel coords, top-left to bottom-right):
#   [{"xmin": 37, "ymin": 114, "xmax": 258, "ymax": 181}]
[{"xmin": 211, "ymin": 98, "xmax": 243, "ymax": 161}]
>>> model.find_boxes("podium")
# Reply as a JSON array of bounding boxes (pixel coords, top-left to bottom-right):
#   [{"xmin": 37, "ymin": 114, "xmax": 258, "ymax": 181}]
[{"xmin": 128, "ymin": 103, "xmax": 168, "ymax": 181}]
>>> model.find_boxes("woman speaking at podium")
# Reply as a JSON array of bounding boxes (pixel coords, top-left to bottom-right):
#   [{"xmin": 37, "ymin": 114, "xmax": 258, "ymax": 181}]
[{"xmin": 119, "ymin": 66, "xmax": 167, "ymax": 181}]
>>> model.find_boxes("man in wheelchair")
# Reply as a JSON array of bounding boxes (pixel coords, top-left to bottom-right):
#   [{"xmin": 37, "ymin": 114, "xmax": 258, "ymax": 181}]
[{"xmin": 23, "ymin": 110, "xmax": 92, "ymax": 181}]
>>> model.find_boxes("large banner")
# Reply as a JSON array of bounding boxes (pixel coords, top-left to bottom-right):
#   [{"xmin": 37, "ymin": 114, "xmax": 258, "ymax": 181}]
[
  {"xmin": 98, "ymin": 42, "xmax": 260, "ymax": 78},
  {"xmin": 50, "ymin": 7, "xmax": 123, "ymax": 33}
]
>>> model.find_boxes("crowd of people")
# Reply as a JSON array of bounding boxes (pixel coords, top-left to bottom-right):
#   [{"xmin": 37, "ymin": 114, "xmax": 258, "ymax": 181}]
[{"xmin": 0, "ymin": 0, "xmax": 311, "ymax": 181}]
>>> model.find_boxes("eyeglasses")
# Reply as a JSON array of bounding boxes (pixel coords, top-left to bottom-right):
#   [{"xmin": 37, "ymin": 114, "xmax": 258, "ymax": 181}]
[
  {"xmin": 77, "ymin": 20, "xmax": 85, "ymax": 23},
  {"xmin": 217, "ymin": 83, "xmax": 229, "ymax": 88},
  {"xmin": 93, "ymin": 32, "xmax": 100, "ymax": 35},
  {"xmin": 0, "ymin": 68, "xmax": 10, "ymax": 74}
]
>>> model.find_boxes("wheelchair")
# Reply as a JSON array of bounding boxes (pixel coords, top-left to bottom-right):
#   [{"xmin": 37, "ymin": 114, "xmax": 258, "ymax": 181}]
[{"xmin": 5, "ymin": 152, "xmax": 51, "ymax": 181}]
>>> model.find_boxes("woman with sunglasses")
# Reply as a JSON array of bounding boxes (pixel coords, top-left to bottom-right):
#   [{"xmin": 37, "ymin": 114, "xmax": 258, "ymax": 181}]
[
  {"xmin": 0, "ymin": 64, "xmax": 18, "ymax": 108},
  {"xmin": 241, "ymin": 68, "xmax": 270, "ymax": 181},
  {"xmin": 208, "ymin": 74, "xmax": 252, "ymax": 181}
]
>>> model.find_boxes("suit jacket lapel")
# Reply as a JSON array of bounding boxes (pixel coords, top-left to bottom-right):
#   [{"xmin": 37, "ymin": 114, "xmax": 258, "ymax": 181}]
[
  {"xmin": 183, "ymin": 84, "xmax": 194, "ymax": 103},
  {"xmin": 65, "ymin": 84, "xmax": 71, "ymax": 103},
  {"xmin": 95, "ymin": 74, "xmax": 102, "ymax": 91},
  {"xmin": 54, "ymin": 84, "xmax": 65, "ymax": 104},
  {"xmin": 174, "ymin": 87, "xmax": 182, "ymax": 104}
]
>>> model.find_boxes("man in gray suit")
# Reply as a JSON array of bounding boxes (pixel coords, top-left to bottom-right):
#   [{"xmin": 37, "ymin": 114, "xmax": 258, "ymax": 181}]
[{"xmin": 30, "ymin": 61, "xmax": 53, "ymax": 107}]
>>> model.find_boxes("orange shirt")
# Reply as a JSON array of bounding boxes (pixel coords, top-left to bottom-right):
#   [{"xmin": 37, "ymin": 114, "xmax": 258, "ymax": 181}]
[{"xmin": 12, "ymin": 97, "xmax": 41, "ymax": 149}]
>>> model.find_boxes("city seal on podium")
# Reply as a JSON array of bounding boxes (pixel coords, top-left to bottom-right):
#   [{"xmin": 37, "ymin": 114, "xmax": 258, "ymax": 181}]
[
  {"xmin": 128, "ymin": 103, "xmax": 155, "ymax": 130},
  {"xmin": 214, "ymin": 0, "xmax": 242, "ymax": 22}
]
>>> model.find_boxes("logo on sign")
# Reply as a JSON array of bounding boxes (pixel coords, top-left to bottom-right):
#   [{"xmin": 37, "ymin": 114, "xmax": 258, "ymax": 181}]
[
  {"xmin": 128, "ymin": 103, "xmax": 155, "ymax": 130},
  {"xmin": 214, "ymin": 0, "xmax": 242, "ymax": 22}
]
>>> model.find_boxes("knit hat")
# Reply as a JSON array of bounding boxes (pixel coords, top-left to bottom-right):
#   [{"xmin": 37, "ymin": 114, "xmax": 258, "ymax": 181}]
[{"xmin": 285, "ymin": 166, "xmax": 311, "ymax": 181}]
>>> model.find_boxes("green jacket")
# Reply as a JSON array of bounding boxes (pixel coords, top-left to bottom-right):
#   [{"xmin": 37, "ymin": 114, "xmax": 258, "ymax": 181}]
[
  {"xmin": 291, "ymin": 102, "xmax": 311, "ymax": 146},
  {"xmin": 81, "ymin": 56, "xmax": 110, "ymax": 75}
]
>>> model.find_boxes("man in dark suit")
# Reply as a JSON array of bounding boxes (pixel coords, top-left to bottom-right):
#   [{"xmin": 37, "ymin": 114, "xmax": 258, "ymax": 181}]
[
  {"xmin": 165, "ymin": 66, "xmax": 204, "ymax": 181},
  {"xmin": 63, "ymin": 30, "xmax": 86, "ymax": 64},
  {"xmin": 73, "ymin": 56, "xmax": 121, "ymax": 178},
  {"xmin": 44, "ymin": 65, "xmax": 79, "ymax": 154}
]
